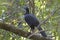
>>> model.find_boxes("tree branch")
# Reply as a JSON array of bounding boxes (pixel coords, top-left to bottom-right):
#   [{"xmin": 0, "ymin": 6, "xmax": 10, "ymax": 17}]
[
  {"xmin": 40, "ymin": 7, "xmax": 60, "ymax": 26},
  {"xmin": 0, "ymin": 22, "xmax": 51, "ymax": 40}
]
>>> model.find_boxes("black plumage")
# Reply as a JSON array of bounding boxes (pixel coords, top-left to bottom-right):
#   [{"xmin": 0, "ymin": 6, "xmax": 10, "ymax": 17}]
[{"xmin": 24, "ymin": 7, "xmax": 47, "ymax": 37}]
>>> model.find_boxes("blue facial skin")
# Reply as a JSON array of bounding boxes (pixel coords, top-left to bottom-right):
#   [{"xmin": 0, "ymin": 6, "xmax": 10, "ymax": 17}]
[{"xmin": 24, "ymin": 7, "xmax": 47, "ymax": 37}]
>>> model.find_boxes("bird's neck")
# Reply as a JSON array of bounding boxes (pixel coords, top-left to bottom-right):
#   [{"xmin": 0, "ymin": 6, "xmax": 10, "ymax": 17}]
[{"xmin": 25, "ymin": 10, "xmax": 29, "ymax": 15}]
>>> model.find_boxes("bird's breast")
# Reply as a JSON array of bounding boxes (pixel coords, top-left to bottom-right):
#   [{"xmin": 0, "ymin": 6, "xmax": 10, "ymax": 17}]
[{"xmin": 24, "ymin": 14, "xmax": 39, "ymax": 26}]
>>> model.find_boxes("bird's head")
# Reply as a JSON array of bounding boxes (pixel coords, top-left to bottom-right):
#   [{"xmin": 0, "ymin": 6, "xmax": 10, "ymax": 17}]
[{"xmin": 24, "ymin": 7, "xmax": 29, "ymax": 14}]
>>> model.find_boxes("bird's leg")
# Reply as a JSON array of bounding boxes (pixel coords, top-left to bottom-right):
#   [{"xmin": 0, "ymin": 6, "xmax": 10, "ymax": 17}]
[
  {"xmin": 28, "ymin": 28, "xmax": 35, "ymax": 38},
  {"xmin": 30, "ymin": 28, "xmax": 35, "ymax": 33}
]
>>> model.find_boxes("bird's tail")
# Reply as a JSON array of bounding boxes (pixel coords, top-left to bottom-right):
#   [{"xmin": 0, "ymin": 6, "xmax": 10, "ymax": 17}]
[{"xmin": 37, "ymin": 25, "xmax": 47, "ymax": 37}]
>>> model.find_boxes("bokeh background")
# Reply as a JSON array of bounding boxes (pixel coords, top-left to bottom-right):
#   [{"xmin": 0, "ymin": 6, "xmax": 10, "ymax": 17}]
[{"xmin": 0, "ymin": 0, "xmax": 60, "ymax": 40}]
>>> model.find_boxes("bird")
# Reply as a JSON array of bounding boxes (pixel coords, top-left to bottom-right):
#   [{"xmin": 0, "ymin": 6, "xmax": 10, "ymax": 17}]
[{"xmin": 24, "ymin": 7, "xmax": 47, "ymax": 37}]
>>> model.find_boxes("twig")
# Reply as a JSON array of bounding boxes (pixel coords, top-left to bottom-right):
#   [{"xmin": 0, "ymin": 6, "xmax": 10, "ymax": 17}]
[{"xmin": 40, "ymin": 7, "xmax": 60, "ymax": 26}]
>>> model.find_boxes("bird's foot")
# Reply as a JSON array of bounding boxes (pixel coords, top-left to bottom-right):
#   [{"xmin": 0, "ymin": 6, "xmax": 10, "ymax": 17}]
[{"xmin": 28, "ymin": 32, "xmax": 36, "ymax": 38}]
